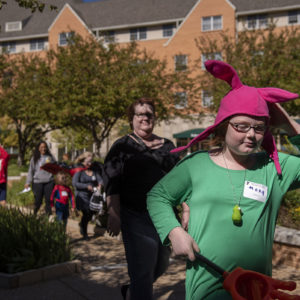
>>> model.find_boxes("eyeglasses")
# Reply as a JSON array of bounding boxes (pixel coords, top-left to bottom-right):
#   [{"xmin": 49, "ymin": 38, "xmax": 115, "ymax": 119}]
[
  {"xmin": 229, "ymin": 122, "xmax": 267, "ymax": 133},
  {"xmin": 134, "ymin": 113, "xmax": 154, "ymax": 119}
]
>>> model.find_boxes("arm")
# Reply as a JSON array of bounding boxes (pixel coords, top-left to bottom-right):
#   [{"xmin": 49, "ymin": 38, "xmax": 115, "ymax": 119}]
[
  {"xmin": 50, "ymin": 186, "xmax": 58, "ymax": 207},
  {"xmin": 147, "ymin": 159, "xmax": 199, "ymax": 261},
  {"xmin": 68, "ymin": 188, "xmax": 75, "ymax": 209},
  {"xmin": 25, "ymin": 158, "xmax": 34, "ymax": 188},
  {"xmin": 72, "ymin": 171, "xmax": 90, "ymax": 191},
  {"xmin": 106, "ymin": 194, "xmax": 121, "ymax": 236}
]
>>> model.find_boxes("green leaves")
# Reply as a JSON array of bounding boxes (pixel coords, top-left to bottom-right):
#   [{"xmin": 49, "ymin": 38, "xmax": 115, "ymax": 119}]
[
  {"xmin": 195, "ymin": 25, "xmax": 300, "ymax": 115},
  {"xmin": 0, "ymin": 207, "xmax": 72, "ymax": 273}
]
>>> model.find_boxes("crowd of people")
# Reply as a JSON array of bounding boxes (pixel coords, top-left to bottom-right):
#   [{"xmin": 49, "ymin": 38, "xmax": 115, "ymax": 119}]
[{"xmin": 1, "ymin": 60, "xmax": 300, "ymax": 300}]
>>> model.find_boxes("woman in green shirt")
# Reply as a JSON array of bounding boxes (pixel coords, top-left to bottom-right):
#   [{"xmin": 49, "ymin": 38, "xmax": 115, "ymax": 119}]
[{"xmin": 147, "ymin": 60, "xmax": 300, "ymax": 299}]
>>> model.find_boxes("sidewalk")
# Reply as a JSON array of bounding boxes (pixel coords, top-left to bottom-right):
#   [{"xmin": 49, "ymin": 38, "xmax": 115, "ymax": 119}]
[{"xmin": 0, "ymin": 218, "xmax": 299, "ymax": 300}]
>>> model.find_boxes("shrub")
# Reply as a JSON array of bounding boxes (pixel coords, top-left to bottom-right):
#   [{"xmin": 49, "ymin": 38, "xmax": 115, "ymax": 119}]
[
  {"xmin": 0, "ymin": 207, "xmax": 73, "ymax": 274},
  {"xmin": 7, "ymin": 177, "xmax": 35, "ymax": 207}
]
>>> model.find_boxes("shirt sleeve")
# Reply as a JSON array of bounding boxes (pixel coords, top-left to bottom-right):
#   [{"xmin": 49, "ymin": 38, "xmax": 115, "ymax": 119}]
[
  {"xmin": 68, "ymin": 187, "xmax": 75, "ymax": 208},
  {"xmin": 103, "ymin": 139, "xmax": 124, "ymax": 196},
  {"xmin": 147, "ymin": 158, "xmax": 192, "ymax": 245},
  {"xmin": 26, "ymin": 158, "xmax": 35, "ymax": 185},
  {"xmin": 279, "ymin": 153, "xmax": 300, "ymax": 191},
  {"xmin": 50, "ymin": 186, "xmax": 58, "ymax": 207},
  {"xmin": 72, "ymin": 171, "xmax": 89, "ymax": 191}
]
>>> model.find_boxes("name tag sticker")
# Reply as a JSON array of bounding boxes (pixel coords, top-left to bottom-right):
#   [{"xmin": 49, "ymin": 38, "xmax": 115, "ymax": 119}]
[
  {"xmin": 61, "ymin": 191, "xmax": 68, "ymax": 196},
  {"xmin": 243, "ymin": 181, "xmax": 268, "ymax": 202}
]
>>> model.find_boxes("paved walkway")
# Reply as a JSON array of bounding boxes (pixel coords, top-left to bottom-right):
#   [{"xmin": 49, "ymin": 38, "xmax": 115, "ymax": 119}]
[{"xmin": 0, "ymin": 218, "xmax": 299, "ymax": 300}]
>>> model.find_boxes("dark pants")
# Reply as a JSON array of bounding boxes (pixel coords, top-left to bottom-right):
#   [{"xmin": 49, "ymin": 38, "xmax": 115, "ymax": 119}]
[
  {"xmin": 32, "ymin": 181, "xmax": 54, "ymax": 215},
  {"xmin": 121, "ymin": 207, "xmax": 170, "ymax": 300},
  {"xmin": 79, "ymin": 207, "xmax": 93, "ymax": 236}
]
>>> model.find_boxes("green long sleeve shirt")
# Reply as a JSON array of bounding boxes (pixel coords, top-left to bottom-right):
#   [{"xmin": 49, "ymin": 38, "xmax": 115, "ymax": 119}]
[{"xmin": 147, "ymin": 151, "xmax": 300, "ymax": 299}]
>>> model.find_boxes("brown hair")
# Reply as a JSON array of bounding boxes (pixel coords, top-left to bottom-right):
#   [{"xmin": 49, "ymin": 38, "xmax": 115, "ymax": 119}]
[
  {"xmin": 55, "ymin": 171, "xmax": 69, "ymax": 185},
  {"xmin": 127, "ymin": 97, "xmax": 156, "ymax": 129},
  {"xmin": 208, "ymin": 119, "xmax": 230, "ymax": 152},
  {"xmin": 74, "ymin": 151, "xmax": 94, "ymax": 165}
]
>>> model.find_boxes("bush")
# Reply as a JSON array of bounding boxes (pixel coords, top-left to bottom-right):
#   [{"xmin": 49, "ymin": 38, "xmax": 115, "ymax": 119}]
[
  {"xmin": 7, "ymin": 177, "xmax": 35, "ymax": 207},
  {"xmin": 0, "ymin": 207, "xmax": 73, "ymax": 274},
  {"xmin": 7, "ymin": 158, "xmax": 28, "ymax": 176}
]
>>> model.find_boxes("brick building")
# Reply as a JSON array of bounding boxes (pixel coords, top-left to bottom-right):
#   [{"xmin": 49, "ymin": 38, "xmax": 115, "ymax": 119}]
[{"xmin": 0, "ymin": 0, "xmax": 299, "ymax": 158}]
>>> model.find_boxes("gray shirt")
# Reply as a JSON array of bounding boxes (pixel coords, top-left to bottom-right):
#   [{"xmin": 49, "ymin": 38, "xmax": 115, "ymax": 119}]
[{"xmin": 26, "ymin": 155, "xmax": 55, "ymax": 184}]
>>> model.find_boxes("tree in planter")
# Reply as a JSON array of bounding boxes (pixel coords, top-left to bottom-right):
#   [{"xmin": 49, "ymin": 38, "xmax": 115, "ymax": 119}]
[
  {"xmin": 195, "ymin": 24, "xmax": 300, "ymax": 115},
  {"xmin": 0, "ymin": 54, "xmax": 60, "ymax": 165},
  {"xmin": 49, "ymin": 35, "xmax": 195, "ymax": 157}
]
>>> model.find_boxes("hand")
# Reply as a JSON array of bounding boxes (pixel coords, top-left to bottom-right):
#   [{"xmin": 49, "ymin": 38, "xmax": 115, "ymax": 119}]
[
  {"xmin": 51, "ymin": 206, "xmax": 55, "ymax": 213},
  {"xmin": 87, "ymin": 185, "xmax": 93, "ymax": 191},
  {"xmin": 168, "ymin": 227, "xmax": 200, "ymax": 261},
  {"xmin": 107, "ymin": 211, "xmax": 121, "ymax": 237},
  {"xmin": 71, "ymin": 207, "xmax": 75, "ymax": 212},
  {"xmin": 181, "ymin": 202, "xmax": 190, "ymax": 231},
  {"xmin": 24, "ymin": 183, "xmax": 30, "ymax": 189}
]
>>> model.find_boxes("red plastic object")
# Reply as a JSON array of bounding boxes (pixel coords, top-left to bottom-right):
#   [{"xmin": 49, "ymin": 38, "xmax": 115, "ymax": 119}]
[
  {"xmin": 194, "ymin": 252, "xmax": 300, "ymax": 300},
  {"xmin": 223, "ymin": 267, "xmax": 300, "ymax": 300}
]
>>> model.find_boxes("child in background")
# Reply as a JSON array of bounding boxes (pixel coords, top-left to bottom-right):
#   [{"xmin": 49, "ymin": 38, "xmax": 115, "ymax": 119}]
[
  {"xmin": 0, "ymin": 145, "xmax": 10, "ymax": 207},
  {"xmin": 50, "ymin": 171, "xmax": 75, "ymax": 229}
]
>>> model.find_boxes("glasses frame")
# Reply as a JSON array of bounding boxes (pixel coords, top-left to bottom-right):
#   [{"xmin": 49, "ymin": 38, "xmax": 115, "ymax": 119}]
[
  {"xmin": 134, "ymin": 112, "xmax": 155, "ymax": 119},
  {"xmin": 229, "ymin": 122, "xmax": 267, "ymax": 134}
]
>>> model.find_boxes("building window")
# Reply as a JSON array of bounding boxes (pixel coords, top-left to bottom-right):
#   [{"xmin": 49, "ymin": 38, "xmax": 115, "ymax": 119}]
[
  {"xmin": 175, "ymin": 55, "xmax": 187, "ymax": 71},
  {"xmin": 30, "ymin": 39, "xmax": 45, "ymax": 51},
  {"xmin": 174, "ymin": 92, "xmax": 188, "ymax": 109},
  {"xmin": 288, "ymin": 10, "xmax": 299, "ymax": 24},
  {"xmin": 104, "ymin": 31, "xmax": 115, "ymax": 43},
  {"xmin": 202, "ymin": 16, "xmax": 222, "ymax": 31},
  {"xmin": 201, "ymin": 52, "xmax": 222, "ymax": 69},
  {"xmin": 163, "ymin": 24, "xmax": 174, "ymax": 37},
  {"xmin": 247, "ymin": 14, "xmax": 268, "ymax": 29},
  {"xmin": 59, "ymin": 32, "xmax": 74, "ymax": 46},
  {"xmin": 130, "ymin": 27, "xmax": 147, "ymax": 41},
  {"xmin": 5, "ymin": 21, "xmax": 22, "ymax": 32},
  {"xmin": 1, "ymin": 42, "xmax": 16, "ymax": 54},
  {"xmin": 202, "ymin": 91, "xmax": 213, "ymax": 107}
]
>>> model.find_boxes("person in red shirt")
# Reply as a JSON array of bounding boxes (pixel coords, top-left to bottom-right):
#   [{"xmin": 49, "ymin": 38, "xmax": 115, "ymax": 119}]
[
  {"xmin": 50, "ymin": 171, "xmax": 75, "ymax": 229},
  {"xmin": 0, "ymin": 145, "xmax": 10, "ymax": 207}
]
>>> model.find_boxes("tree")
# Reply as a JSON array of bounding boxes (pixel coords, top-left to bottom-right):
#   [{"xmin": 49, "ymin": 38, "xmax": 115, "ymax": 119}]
[
  {"xmin": 48, "ymin": 35, "xmax": 195, "ymax": 156},
  {"xmin": 0, "ymin": 54, "xmax": 60, "ymax": 165},
  {"xmin": 195, "ymin": 24, "xmax": 300, "ymax": 115},
  {"xmin": 0, "ymin": 0, "xmax": 56, "ymax": 12}
]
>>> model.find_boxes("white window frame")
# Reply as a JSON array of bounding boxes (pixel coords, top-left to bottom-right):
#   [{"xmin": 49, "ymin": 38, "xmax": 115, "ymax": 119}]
[
  {"xmin": 30, "ymin": 39, "xmax": 45, "ymax": 51},
  {"xmin": 201, "ymin": 52, "xmax": 222, "ymax": 69},
  {"xmin": 247, "ymin": 14, "xmax": 268, "ymax": 29},
  {"xmin": 175, "ymin": 55, "xmax": 188, "ymax": 71},
  {"xmin": 2, "ymin": 42, "xmax": 16, "ymax": 54},
  {"xmin": 163, "ymin": 24, "xmax": 174, "ymax": 37},
  {"xmin": 130, "ymin": 27, "xmax": 147, "ymax": 41},
  {"xmin": 174, "ymin": 92, "xmax": 188, "ymax": 109},
  {"xmin": 5, "ymin": 21, "xmax": 22, "ymax": 32},
  {"xmin": 59, "ymin": 32, "xmax": 74, "ymax": 46},
  {"xmin": 288, "ymin": 10, "xmax": 299, "ymax": 24},
  {"xmin": 202, "ymin": 15, "xmax": 222, "ymax": 32},
  {"xmin": 202, "ymin": 90, "xmax": 213, "ymax": 107},
  {"xmin": 104, "ymin": 31, "xmax": 115, "ymax": 43}
]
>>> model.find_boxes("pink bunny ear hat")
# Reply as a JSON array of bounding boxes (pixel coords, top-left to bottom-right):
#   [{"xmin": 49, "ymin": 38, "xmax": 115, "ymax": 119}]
[{"xmin": 171, "ymin": 60, "xmax": 299, "ymax": 175}]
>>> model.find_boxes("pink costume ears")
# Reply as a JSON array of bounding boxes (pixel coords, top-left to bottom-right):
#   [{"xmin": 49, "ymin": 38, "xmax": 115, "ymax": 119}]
[
  {"xmin": 205, "ymin": 60, "xmax": 243, "ymax": 90},
  {"xmin": 171, "ymin": 60, "xmax": 299, "ymax": 175}
]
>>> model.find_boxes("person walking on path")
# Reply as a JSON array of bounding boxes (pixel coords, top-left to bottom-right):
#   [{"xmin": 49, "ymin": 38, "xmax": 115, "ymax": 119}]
[
  {"xmin": 103, "ymin": 97, "xmax": 179, "ymax": 300},
  {"xmin": 72, "ymin": 152, "xmax": 103, "ymax": 240},
  {"xmin": 147, "ymin": 60, "xmax": 300, "ymax": 300},
  {"xmin": 0, "ymin": 144, "xmax": 9, "ymax": 207},
  {"xmin": 50, "ymin": 171, "xmax": 75, "ymax": 230},
  {"xmin": 25, "ymin": 141, "xmax": 55, "ymax": 215}
]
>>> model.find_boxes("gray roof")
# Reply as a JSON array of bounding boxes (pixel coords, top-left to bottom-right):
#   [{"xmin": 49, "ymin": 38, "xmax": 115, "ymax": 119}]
[
  {"xmin": 230, "ymin": 0, "xmax": 300, "ymax": 14},
  {"xmin": 1, "ymin": 0, "xmax": 300, "ymax": 41}
]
